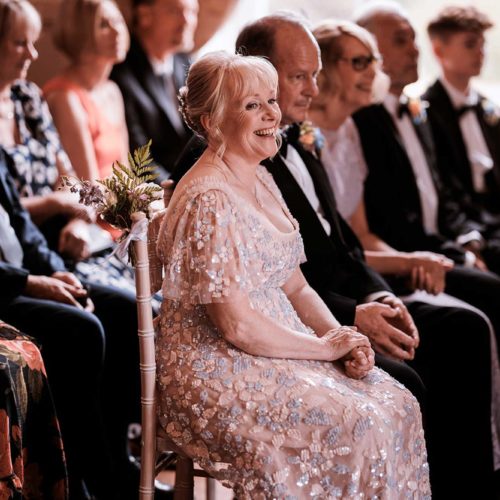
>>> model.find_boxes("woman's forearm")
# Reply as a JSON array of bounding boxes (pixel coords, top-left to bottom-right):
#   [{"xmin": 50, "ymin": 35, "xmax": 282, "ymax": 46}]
[
  {"xmin": 206, "ymin": 298, "xmax": 335, "ymax": 361},
  {"xmin": 286, "ymin": 283, "xmax": 341, "ymax": 334},
  {"xmin": 21, "ymin": 193, "xmax": 64, "ymax": 224}
]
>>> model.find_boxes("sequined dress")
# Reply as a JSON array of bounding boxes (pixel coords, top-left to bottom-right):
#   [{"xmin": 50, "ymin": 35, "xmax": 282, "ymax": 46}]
[{"xmin": 156, "ymin": 167, "xmax": 430, "ymax": 499}]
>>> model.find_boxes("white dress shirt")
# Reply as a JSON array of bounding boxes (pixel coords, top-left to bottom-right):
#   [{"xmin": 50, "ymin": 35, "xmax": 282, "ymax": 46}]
[
  {"xmin": 282, "ymin": 140, "xmax": 393, "ymax": 302},
  {"xmin": 321, "ymin": 118, "xmax": 368, "ymax": 221},
  {"xmin": 281, "ymin": 143, "xmax": 331, "ymax": 235},
  {"xmin": 148, "ymin": 55, "xmax": 185, "ymax": 134},
  {"xmin": 384, "ymin": 94, "xmax": 439, "ymax": 235},
  {"xmin": 440, "ymin": 77, "xmax": 493, "ymax": 193},
  {"xmin": 0, "ymin": 204, "xmax": 23, "ymax": 266}
]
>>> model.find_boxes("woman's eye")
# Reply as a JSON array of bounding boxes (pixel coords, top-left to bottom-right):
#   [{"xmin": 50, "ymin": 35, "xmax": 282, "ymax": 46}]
[
  {"xmin": 245, "ymin": 102, "xmax": 259, "ymax": 110},
  {"xmin": 268, "ymin": 98, "xmax": 277, "ymax": 105}
]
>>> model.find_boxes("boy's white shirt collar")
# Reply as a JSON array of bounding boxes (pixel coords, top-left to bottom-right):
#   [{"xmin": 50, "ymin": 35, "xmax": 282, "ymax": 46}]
[{"xmin": 440, "ymin": 75, "xmax": 479, "ymax": 108}]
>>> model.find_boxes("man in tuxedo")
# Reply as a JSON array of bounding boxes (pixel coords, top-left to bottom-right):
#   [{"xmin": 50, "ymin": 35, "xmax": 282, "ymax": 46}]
[
  {"xmin": 424, "ymin": 6, "xmax": 500, "ymax": 264},
  {"xmin": 354, "ymin": 2, "xmax": 500, "ymax": 340},
  {"xmin": 0, "ymin": 148, "xmax": 141, "ymax": 498},
  {"xmin": 173, "ymin": 12, "xmax": 496, "ymax": 496},
  {"xmin": 111, "ymin": 0, "xmax": 198, "ymax": 181}
]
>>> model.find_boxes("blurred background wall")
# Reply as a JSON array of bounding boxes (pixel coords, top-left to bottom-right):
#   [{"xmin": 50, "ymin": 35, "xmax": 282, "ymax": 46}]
[{"xmin": 30, "ymin": 0, "xmax": 500, "ymax": 101}]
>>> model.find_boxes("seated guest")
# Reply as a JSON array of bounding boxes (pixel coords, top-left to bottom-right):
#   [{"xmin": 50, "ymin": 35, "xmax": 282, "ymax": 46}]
[
  {"xmin": 351, "ymin": 5, "xmax": 500, "ymax": 495},
  {"xmin": 353, "ymin": 1, "xmax": 500, "ymax": 333},
  {"xmin": 111, "ymin": 0, "xmax": 198, "ymax": 181},
  {"xmin": 0, "ymin": 144, "xmax": 125, "ymax": 498},
  {"xmin": 173, "ymin": 12, "xmax": 497, "ymax": 497},
  {"xmin": 309, "ymin": 19, "xmax": 454, "ymax": 295},
  {"xmin": 157, "ymin": 49, "xmax": 430, "ymax": 498},
  {"xmin": 424, "ymin": 6, "xmax": 500, "ymax": 256},
  {"xmin": 0, "ymin": 7, "xmax": 140, "ymax": 496},
  {"xmin": 0, "ymin": 320, "xmax": 67, "ymax": 498},
  {"xmin": 45, "ymin": 0, "xmax": 129, "ymax": 186},
  {"xmin": 0, "ymin": 0, "xmax": 146, "ymax": 301}
]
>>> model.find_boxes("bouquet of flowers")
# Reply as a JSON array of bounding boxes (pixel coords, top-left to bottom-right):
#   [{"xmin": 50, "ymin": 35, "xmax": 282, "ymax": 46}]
[{"xmin": 61, "ymin": 141, "xmax": 163, "ymax": 262}]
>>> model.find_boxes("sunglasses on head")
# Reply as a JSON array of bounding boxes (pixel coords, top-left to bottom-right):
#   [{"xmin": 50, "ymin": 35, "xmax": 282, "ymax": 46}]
[{"xmin": 338, "ymin": 54, "xmax": 379, "ymax": 72}]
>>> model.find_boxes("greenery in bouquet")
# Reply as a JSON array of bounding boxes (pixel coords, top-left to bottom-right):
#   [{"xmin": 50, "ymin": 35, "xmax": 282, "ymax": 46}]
[{"xmin": 61, "ymin": 141, "xmax": 163, "ymax": 232}]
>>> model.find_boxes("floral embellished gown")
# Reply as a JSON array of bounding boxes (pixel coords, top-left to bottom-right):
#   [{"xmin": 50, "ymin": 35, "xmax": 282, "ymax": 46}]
[{"xmin": 156, "ymin": 167, "xmax": 430, "ymax": 499}]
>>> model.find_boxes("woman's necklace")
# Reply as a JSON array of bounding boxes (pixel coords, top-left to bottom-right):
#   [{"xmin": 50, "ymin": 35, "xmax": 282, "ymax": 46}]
[{"xmin": 213, "ymin": 157, "xmax": 265, "ymax": 210}]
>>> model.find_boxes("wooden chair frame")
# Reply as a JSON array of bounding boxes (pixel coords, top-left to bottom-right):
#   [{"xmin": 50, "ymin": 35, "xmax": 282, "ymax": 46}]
[{"xmin": 131, "ymin": 211, "xmax": 216, "ymax": 500}]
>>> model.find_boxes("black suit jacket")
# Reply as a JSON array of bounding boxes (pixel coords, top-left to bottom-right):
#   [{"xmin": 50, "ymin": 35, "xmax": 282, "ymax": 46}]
[
  {"xmin": 0, "ymin": 151, "xmax": 66, "ymax": 303},
  {"xmin": 173, "ymin": 129, "xmax": 391, "ymax": 325},
  {"xmin": 353, "ymin": 104, "xmax": 482, "ymax": 264},
  {"xmin": 424, "ymin": 79, "xmax": 500, "ymax": 221},
  {"xmin": 110, "ymin": 37, "xmax": 192, "ymax": 181}
]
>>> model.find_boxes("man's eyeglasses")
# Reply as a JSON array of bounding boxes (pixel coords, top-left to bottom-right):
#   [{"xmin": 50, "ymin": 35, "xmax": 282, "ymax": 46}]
[{"xmin": 337, "ymin": 55, "xmax": 379, "ymax": 72}]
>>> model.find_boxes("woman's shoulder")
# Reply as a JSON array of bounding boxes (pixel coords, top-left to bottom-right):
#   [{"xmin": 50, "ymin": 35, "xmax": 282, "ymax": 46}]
[
  {"xmin": 174, "ymin": 172, "xmax": 236, "ymax": 206},
  {"xmin": 43, "ymin": 75, "xmax": 83, "ymax": 96}
]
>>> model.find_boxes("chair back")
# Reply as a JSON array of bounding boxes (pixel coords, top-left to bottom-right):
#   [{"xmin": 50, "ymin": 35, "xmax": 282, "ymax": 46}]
[{"xmin": 131, "ymin": 211, "xmax": 158, "ymax": 499}]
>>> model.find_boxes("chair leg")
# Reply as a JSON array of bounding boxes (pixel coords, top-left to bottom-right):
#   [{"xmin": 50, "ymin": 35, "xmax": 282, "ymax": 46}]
[
  {"xmin": 174, "ymin": 455, "xmax": 194, "ymax": 500},
  {"xmin": 206, "ymin": 477, "xmax": 217, "ymax": 500}
]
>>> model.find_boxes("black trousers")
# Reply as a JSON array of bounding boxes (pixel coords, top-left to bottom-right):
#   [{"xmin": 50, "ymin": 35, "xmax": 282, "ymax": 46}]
[
  {"xmin": 1, "ymin": 282, "xmax": 140, "ymax": 499},
  {"xmin": 406, "ymin": 300, "xmax": 493, "ymax": 499},
  {"xmin": 446, "ymin": 264, "xmax": 500, "ymax": 354}
]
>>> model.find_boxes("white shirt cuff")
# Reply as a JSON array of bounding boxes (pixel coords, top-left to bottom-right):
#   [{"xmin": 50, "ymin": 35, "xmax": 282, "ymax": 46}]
[
  {"xmin": 463, "ymin": 250, "xmax": 477, "ymax": 268},
  {"xmin": 364, "ymin": 291, "xmax": 395, "ymax": 303},
  {"xmin": 456, "ymin": 230, "xmax": 484, "ymax": 248}
]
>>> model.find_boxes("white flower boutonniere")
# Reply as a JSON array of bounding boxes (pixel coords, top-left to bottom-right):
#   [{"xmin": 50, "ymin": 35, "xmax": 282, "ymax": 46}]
[
  {"xmin": 481, "ymin": 98, "xmax": 500, "ymax": 126},
  {"xmin": 405, "ymin": 96, "xmax": 429, "ymax": 125},
  {"xmin": 299, "ymin": 121, "xmax": 325, "ymax": 157}
]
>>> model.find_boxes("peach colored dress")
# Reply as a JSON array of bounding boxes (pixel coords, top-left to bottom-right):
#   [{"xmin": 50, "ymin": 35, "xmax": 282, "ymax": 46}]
[
  {"xmin": 156, "ymin": 167, "xmax": 431, "ymax": 499},
  {"xmin": 43, "ymin": 76, "xmax": 125, "ymax": 239}
]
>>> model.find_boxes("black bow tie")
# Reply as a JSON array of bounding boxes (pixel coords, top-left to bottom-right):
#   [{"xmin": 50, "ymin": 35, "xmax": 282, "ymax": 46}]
[
  {"xmin": 397, "ymin": 102, "xmax": 410, "ymax": 119},
  {"xmin": 456, "ymin": 104, "xmax": 477, "ymax": 117}
]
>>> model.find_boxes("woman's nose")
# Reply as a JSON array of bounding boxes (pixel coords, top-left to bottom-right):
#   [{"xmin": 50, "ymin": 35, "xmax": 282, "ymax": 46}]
[{"xmin": 27, "ymin": 42, "xmax": 38, "ymax": 61}]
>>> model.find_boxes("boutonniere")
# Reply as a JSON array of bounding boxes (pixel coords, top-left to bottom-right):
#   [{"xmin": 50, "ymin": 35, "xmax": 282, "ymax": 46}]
[
  {"xmin": 481, "ymin": 98, "xmax": 500, "ymax": 126},
  {"xmin": 404, "ymin": 96, "xmax": 429, "ymax": 125},
  {"xmin": 299, "ymin": 121, "xmax": 325, "ymax": 157}
]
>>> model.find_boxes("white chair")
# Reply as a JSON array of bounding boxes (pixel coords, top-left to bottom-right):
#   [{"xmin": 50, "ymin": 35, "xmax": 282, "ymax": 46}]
[{"xmin": 131, "ymin": 208, "xmax": 216, "ymax": 500}]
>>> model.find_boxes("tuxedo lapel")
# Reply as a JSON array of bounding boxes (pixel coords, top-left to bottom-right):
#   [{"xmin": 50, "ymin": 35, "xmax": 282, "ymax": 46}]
[
  {"xmin": 285, "ymin": 126, "xmax": 337, "ymax": 224},
  {"xmin": 378, "ymin": 105, "xmax": 407, "ymax": 153},
  {"xmin": 173, "ymin": 54, "xmax": 190, "ymax": 92},
  {"xmin": 426, "ymin": 80, "xmax": 474, "ymax": 190},
  {"xmin": 475, "ymin": 106, "xmax": 500, "ymax": 192},
  {"xmin": 128, "ymin": 38, "xmax": 184, "ymax": 139},
  {"xmin": 412, "ymin": 120, "xmax": 443, "ymax": 191},
  {"xmin": 262, "ymin": 153, "xmax": 331, "ymax": 247}
]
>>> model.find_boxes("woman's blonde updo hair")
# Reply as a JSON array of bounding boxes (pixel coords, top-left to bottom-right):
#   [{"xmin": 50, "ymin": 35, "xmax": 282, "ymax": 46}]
[
  {"xmin": 313, "ymin": 19, "xmax": 379, "ymax": 99},
  {"xmin": 178, "ymin": 51, "xmax": 279, "ymax": 156},
  {"xmin": 0, "ymin": 0, "xmax": 41, "ymax": 42}
]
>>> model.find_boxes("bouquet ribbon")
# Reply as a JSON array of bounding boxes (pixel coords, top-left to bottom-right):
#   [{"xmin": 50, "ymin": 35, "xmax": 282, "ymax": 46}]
[{"xmin": 112, "ymin": 218, "xmax": 149, "ymax": 261}]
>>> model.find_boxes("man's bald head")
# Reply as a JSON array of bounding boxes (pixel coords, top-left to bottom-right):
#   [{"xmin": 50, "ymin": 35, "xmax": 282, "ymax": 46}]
[{"xmin": 354, "ymin": 1, "xmax": 418, "ymax": 95}]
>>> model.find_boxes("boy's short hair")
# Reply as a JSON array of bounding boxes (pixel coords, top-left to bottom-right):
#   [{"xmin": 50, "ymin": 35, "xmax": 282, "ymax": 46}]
[{"xmin": 427, "ymin": 6, "xmax": 493, "ymax": 40}]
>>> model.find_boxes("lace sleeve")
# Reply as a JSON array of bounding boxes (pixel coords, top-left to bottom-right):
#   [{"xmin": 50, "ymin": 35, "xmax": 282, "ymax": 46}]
[{"xmin": 160, "ymin": 187, "xmax": 266, "ymax": 304}]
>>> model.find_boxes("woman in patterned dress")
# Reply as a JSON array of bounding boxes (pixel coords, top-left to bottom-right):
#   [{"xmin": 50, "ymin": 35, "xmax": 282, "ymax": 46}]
[{"xmin": 155, "ymin": 51, "xmax": 430, "ymax": 499}]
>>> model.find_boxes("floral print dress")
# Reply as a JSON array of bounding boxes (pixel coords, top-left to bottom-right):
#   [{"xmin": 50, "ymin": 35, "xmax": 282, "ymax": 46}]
[
  {"xmin": 0, "ymin": 321, "xmax": 67, "ymax": 499},
  {"xmin": 156, "ymin": 167, "xmax": 431, "ymax": 499},
  {"xmin": 1, "ymin": 80, "xmax": 141, "ymax": 299}
]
